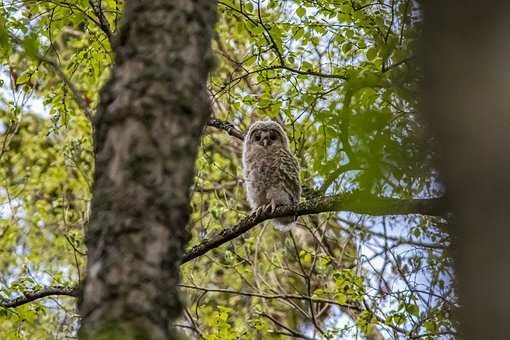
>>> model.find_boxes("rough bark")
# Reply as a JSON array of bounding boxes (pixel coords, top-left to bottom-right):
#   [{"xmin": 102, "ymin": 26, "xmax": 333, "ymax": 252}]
[
  {"xmin": 78, "ymin": 1, "xmax": 217, "ymax": 339},
  {"xmin": 424, "ymin": 3, "xmax": 510, "ymax": 339}
]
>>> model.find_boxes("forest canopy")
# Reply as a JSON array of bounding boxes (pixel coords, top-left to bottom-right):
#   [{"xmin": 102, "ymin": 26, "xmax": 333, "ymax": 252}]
[{"xmin": 0, "ymin": 1, "xmax": 454, "ymax": 339}]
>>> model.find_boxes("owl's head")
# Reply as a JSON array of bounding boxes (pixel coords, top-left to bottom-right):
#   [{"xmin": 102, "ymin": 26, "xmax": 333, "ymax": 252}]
[{"xmin": 244, "ymin": 120, "xmax": 289, "ymax": 149}]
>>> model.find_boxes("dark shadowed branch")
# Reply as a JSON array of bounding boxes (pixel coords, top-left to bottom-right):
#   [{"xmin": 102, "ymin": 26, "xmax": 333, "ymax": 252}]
[
  {"xmin": 88, "ymin": 0, "xmax": 113, "ymax": 43},
  {"xmin": 0, "ymin": 286, "xmax": 78, "ymax": 308},
  {"xmin": 206, "ymin": 119, "xmax": 245, "ymax": 140}
]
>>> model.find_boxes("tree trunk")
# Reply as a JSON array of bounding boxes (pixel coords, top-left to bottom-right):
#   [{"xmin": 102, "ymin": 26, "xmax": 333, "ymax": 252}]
[
  {"xmin": 79, "ymin": 1, "xmax": 217, "ymax": 339},
  {"xmin": 424, "ymin": 3, "xmax": 510, "ymax": 339}
]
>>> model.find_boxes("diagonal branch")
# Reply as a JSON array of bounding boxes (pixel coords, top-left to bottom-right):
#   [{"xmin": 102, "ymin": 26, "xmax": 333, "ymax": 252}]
[
  {"xmin": 37, "ymin": 54, "xmax": 94, "ymax": 124},
  {"xmin": 181, "ymin": 192, "xmax": 448, "ymax": 263},
  {"xmin": 88, "ymin": 0, "xmax": 113, "ymax": 43},
  {"xmin": 0, "ymin": 193, "xmax": 446, "ymax": 308},
  {"xmin": 0, "ymin": 286, "xmax": 78, "ymax": 308},
  {"xmin": 206, "ymin": 119, "xmax": 244, "ymax": 140},
  {"xmin": 261, "ymin": 312, "xmax": 315, "ymax": 340}
]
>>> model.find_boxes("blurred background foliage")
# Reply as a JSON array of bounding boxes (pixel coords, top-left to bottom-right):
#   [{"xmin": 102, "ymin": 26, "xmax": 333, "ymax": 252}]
[{"xmin": 0, "ymin": 0, "xmax": 455, "ymax": 339}]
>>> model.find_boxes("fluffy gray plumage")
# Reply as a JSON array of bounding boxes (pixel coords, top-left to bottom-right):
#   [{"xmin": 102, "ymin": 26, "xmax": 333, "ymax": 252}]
[{"xmin": 242, "ymin": 120, "xmax": 301, "ymax": 231}]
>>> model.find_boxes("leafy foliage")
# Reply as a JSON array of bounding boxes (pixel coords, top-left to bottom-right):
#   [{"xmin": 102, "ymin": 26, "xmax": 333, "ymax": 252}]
[{"xmin": 0, "ymin": 0, "xmax": 455, "ymax": 339}]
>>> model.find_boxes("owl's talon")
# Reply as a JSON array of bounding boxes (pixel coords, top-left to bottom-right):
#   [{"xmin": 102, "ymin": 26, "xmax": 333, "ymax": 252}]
[
  {"xmin": 253, "ymin": 206, "xmax": 265, "ymax": 217},
  {"xmin": 262, "ymin": 203, "xmax": 273, "ymax": 215},
  {"xmin": 269, "ymin": 201, "xmax": 277, "ymax": 214},
  {"xmin": 253, "ymin": 203, "xmax": 276, "ymax": 217},
  {"xmin": 254, "ymin": 205, "xmax": 268, "ymax": 216}
]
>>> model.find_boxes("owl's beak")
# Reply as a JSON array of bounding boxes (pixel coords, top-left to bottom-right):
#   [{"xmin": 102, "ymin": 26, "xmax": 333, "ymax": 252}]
[{"xmin": 262, "ymin": 138, "xmax": 269, "ymax": 146}]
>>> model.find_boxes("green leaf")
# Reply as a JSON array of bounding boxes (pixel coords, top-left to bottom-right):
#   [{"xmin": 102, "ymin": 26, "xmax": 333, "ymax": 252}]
[
  {"xmin": 244, "ymin": 2, "xmax": 254, "ymax": 12},
  {"xmin": 407, "ymin": 304, "xmax": 420, "ymax": 317},
  {"xmin": 16, "ymin": 72, "xmax": 32, "ymax": 85},
  {"xmin": 342, "ymin": 42, "xmax": 353, "ymax": 54},
  {"xmin": 301, "ymin": 61, "xmax": 313, "ymax": 71},
  {"xmin": 0, "ymin": 23, "xmax": 10, "ymax": 51},
  {"xmin": 367, "ymin": 47, "xmax": 377, "ymax": 60},
  {"xmin": 336, "ymin": 292, "xmax": 347, "ymax": 305},
  {"xmin": 23, "ymin": 34, "xmax": 39, "ymax": 58},
  {"xmin": 424, "ymin": 320, "xmax": 437, "ymax": 333},
  {"xmin": 296, "ymin": 7, "xmax": 306, "ymax": 18}
]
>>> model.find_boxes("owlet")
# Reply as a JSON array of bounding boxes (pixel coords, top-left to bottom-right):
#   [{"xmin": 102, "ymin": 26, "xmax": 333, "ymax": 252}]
[{"xmin": 242, "ymin": 120, "xmax": 301, "ymax": 231}]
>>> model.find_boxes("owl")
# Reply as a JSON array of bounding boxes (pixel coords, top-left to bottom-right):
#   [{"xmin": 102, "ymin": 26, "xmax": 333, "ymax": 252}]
[{"xmin": 242, "ymin": 120, "xmax": 301, "ymax": 231}]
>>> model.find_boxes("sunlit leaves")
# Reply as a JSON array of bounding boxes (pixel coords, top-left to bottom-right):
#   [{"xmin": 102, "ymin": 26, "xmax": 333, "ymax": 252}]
[
  {"xmin": 0, "ymin": 0, "xmax": 453, "ymax": 339},
  {"xmin": 334, "ymin": 269, "xmax": 365, "ymax": 304},
  {"xmin": 22, "ymin": 34, "xmax": 39, "ymax": 59},
  {"xmin": 204, "ymin": 306, "xmax": 237, "ymax": 340}
]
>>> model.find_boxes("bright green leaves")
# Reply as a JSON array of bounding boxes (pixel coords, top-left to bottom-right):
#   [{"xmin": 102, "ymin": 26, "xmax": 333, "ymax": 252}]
[
  {"xmin": 15, "ymin": 69, "xmax": 34, "ymax": 86},
  {"xmin": 385, "ymin": 300, "xmax": 423, "ymax": 332},
  {"xmin": 269, "ymin": 24, "xmax": 284, "ymax": 54},
  {"xmin": 334, "ymin": 269, "xmax": 365, "ymax": 305},
  {"xmin": 337, "ymin": 12, "xmax": 351, "ymax": 23},
  {"xmin": 0, "ymin": 16, "xmax": 10, "ymax": 55},
  {"xmin": 201, "ymin": 305, "xmax": 252, "ymax": 340},
  {"xmin": 342, "ymin": 42, "xmax": 353, "ymax": 54},
  {"xmin": 407, "ymin": 303, "xmax": 420, "ymax": 317},
  {"xmin": 355, "ymin": 310, "xmax": 377, "ymax": 336},
  {"xmin": 243, "ymin": 2, "xmax": 254, "ymax": 13},
  {"xmin": 186, "ymin": 0, "xmax": 444, "ymax": 338},
  {"xmin": 386, "ymin": 312, "xmax": 407, "ymax": 327},
  {"xmin": 424, "ymin": 319, "xmax": 438, "ymax": 333},
  {"xmin": 22, "ymin": 34, "xmax": 40, "ymax": 59},
  {"xmin": 296, "ymin": 7, "xmax": 306, "ymax": 18},
  {"xmin": 367, "ymin": 47, "xmax": 378, "ymax": 61},
  {"xmin": 0, "ymin": 1, "xmax": 452, "ymax": 339},
  {"xmin": 204, "ymin": 306, "xmax": 236, "ymax": 340},
  {"xmin": 0, "ymin": 109, "xmax": 90, "ymax": 337}
]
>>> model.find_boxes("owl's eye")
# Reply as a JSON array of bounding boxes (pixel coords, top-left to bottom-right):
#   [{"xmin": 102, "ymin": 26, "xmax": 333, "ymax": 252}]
[
  {"xmin": 270, "ymin": 134, "xmax": 277, "ymax": 141},
  {"xmin": 254, "ymin": 134, "xmax": 261, "ymax": 141}
]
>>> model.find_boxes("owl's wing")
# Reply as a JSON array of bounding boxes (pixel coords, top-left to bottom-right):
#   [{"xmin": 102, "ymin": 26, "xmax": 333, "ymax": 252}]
[{"xmin": 278, "ymin": 150, "xmax": 301, "ymax": 203}]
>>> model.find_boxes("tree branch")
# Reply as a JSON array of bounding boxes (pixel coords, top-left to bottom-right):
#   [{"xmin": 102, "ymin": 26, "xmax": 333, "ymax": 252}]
[
  {"xmin": 206, "ymin": 119, "xmax": 244, "ymax": 140},
  {"xmin": 0, "ymin": 286, "xmax": 78, "ymax": 308},
  {"xmin": 88, "ymin": 0, "xmax": 113, "ymax": 43},
  {"xmin": 181, "ymin": 192, "xmax": 448, "ymax": 263},
  {"xmin": 177, "ymin": 283, "xmax": 360, "ymax": 310},
  {"xmin": 0, "ymin": 193, "xmax": 446, "ymax": 308},
  {"xmin": 38, "ymin": 54, "xmax": 94, "ymax": 124}
]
